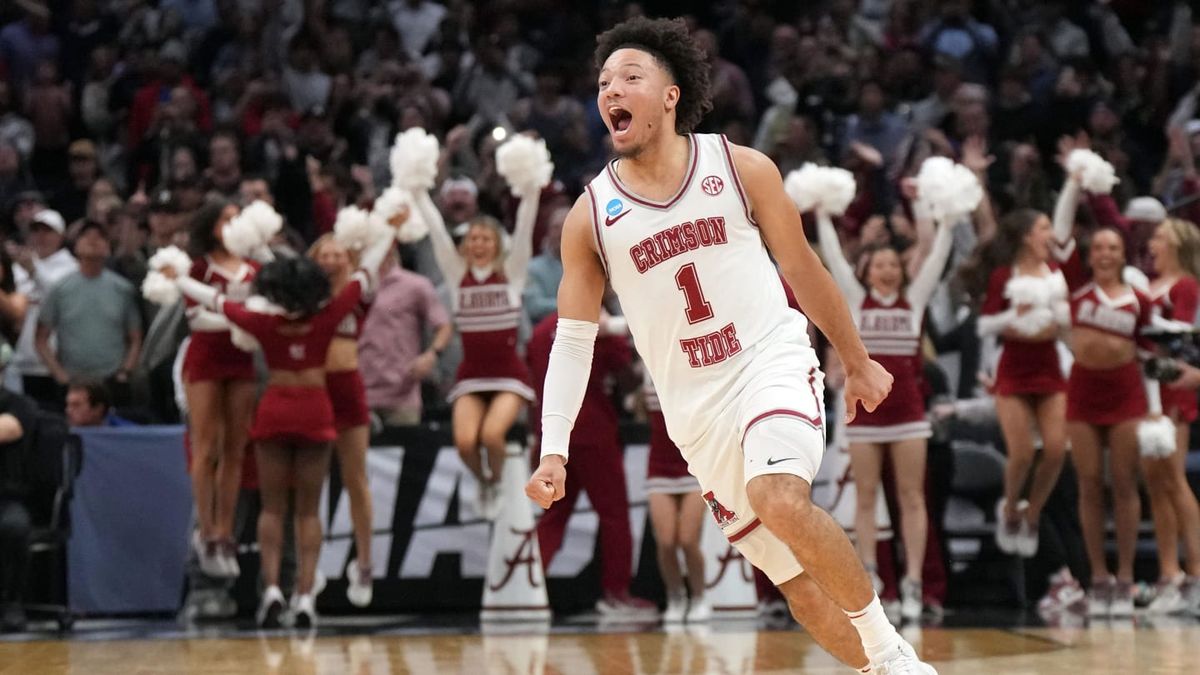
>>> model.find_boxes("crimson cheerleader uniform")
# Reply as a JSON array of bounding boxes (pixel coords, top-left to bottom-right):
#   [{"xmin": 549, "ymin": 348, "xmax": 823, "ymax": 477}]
[
  {"xmin": 326, "ymin": 295, "xmax": 372, "ymax": 431},
  {"xmin": 1055, "ymin": 243, "xmax": 1155, "ymax": 426},
  {"xmin": 815, "ymin": 208, "xmax": 955, "ymax": 444},
  {"xmin": 644, "ymin": 377, "xmax": 700, "ymax": 495},
  {"xmin": 1149, "ymin": 276, "xmax": 1200, "ymax": 423},
  {"xmin": 447, "ymin": 270, "xmax": 536, "ymax": 402},
  {"xmin": 192, "ymin": 273, "xmax": 370, "ymax": 444},
  {"xmin": 978, "ymin": 265, "xmax": 1069, "ymax": 396},
  {"xmin": 182, "ymin": 257, "xmax": 259, "ymax": 382}
]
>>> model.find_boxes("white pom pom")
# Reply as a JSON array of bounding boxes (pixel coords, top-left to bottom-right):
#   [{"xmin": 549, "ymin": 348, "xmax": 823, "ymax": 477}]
[
  {"xmin": 1123, "ymin": 265, "xmax": 1149, "ymax": 293},
  {"xmin": 334, "ymin": 206, "xmax": 377, "ymax": 252},
  {"xmin": 784, "ymin": 164, "xmax": 857, "ymax": 216},
  {"xmin": 1004, "ymin": 276, "xmax": 1053, "ymax": 308},
  {"xmin": 1066, "ymin": 149, "xmax": 1119, "ymax": 195},
  {"xmin": 371, "ymin": 186, "xmax": 429, "ymax": 244},
  {"xmin": 915, "ymin": 157, "xmax": 983, "ymax": 224},
  {"xmin": 1009, "ymin": 307, "xmax": 1055, "ymax": 337},
  {"xmin": 1139, "ymin": 416, "xmax": 1177, "ymax": 458},
  {"xmin": 222, "ymin": 213, "xmax": 263, "ymax": 259},
  {"xmin": 141, "ymin": 271, "xmax": 181, "ymax": 306},
  {"xmin": 495, "ymin": 135, "xmax": 554, "ymax": 196},
  {"xmin": 389, "ymin": 128, "xmax": 440, "ymax": 191},
  {"xmin": 240, "ymin": 200, "xmax": 283, "ymax": 240},
  {"xmin": 229, "ymin": 326, "xmax": 259, "ymax": 353},
  {"xmin": 147, "ymin": 245, "xmax": 192, "ymax": 277}
]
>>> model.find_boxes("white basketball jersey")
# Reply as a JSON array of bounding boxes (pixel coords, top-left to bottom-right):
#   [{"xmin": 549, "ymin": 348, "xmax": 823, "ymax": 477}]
[{"xmin": 587, "ymin": 134, "xmax": 812, "ymax": 446}]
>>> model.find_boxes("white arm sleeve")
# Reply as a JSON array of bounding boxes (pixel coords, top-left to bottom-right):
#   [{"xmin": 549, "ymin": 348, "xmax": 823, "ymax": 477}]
[
  {"xmin": 539, "ymin": 318, "xmax": 599, "ymax": 461},
  {"xmin": 176, "ymin": 276, "xmax": 222, "ymax": 312},
  {"xmin": 906, "ymin": 213, "xmax": 956, "ymax": 313},
  {"xmin": 186, "ymin": 307, "xmax": 230, "ymax": 331},
  {"xmin": 504, "ymin": 189, "xmax": 539, "ymax": 293},
  {"xmin": 814, "ymin": 212, "xmax": 866, "ymax": 307},
  {"xmin": 977, "ymin": 308, "xmax": 1018, "ymax": 336},
  {"xmin": 1051, "ymin": 178, "xmax": 1081, "ymax": 261},
  {"xmin": 413, "ymin": 188, "xmax": 466, "ymax": 286}
]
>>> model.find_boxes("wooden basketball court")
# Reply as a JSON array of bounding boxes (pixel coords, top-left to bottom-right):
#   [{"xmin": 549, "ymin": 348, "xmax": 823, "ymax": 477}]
[{"xmin": 0, "ymin": 619, "xmax": 1189, "ymax": 674}]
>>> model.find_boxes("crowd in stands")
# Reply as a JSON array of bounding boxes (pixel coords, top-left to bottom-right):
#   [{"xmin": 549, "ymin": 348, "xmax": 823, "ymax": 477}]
[{"xmin": 3, "ymin": 0, "xmax": 1200, "ymax": 630}]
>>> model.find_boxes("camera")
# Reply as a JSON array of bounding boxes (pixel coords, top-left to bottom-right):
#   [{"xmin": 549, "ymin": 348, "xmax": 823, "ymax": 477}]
[{"xmin": 1142, "ymin": 327, "xmax": 1200, "ymax": 382}]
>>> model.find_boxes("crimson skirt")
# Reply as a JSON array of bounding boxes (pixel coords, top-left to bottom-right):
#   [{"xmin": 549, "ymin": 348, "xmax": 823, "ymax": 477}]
[
  {"xmin": 182, "ymin": 332, "xmax": 256, "ymax": 383},
  {"xmin": 1066, "ymin": 362, "xmax": 1147, "ymax": 426},
  {"xmin": 646, "ymin": 411, "xmax": 699, "ymax": 494},
  {"xmin": 326, "ymin": 369, "xmax": 370, "ymax": 431},
  {"xmin": 251, "ymin": 385, "xmax": 336, "ymax": 444}
]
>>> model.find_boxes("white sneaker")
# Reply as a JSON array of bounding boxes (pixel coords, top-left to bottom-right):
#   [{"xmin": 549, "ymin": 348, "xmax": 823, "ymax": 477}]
[
  {"xmin": 596, "ymin": 591, "xmax": 658, "ymax": 618},
  {"xmin": 291, "ymin": 593, "xmax": 317, "ymax": 629},
  {"xmin": 685, "ymin": 597, "xmax": 712, "ymax": 623},
  {"xmin": 900, "ymin": 578, "xmax": 922, "ymax": 622},
  {"xmin": 873, "ymin": 637, "xmax": 938, "ymax": 674},
  {"xmin": 1038, "ymin": 570, "xmax": 1086, "ymax": 614},
  {"xmin": 346, "ymin": 563, "xmax": 373, "ymax": 608},
  {"xmin": 479, "ymin": 481, "xmax": 501, "ymax": 521},
  {"xmin": 663, "ymin": 594, "xmax": 687, "ymax": 623},
  {"xmin": 1110, "ymin": 581, "xmax": 1135, "ymax": 618},
  {"xmin": 1015, "ymin": 516, "xmax": 1039, "ymax": 558},
  {"xmin": 1185, "ymin": 577, "xmax": 1200, "ymax": 616},
  {"xmin": 1087, "ymin": 578, "xmax": 1113, "ymax": 617},
  {"xmin": 256, "ymin": 585, "xmax": 286, "ymax": 629},
  {"xmin": 994, "ymin": 499, "xmax": 1021, "ymax": 555},
  {"xmin": 221, "ymin": 539, "xmax": 241, "ymax": 579},
  {"xmin": 193, "ymin": 532, "xmax": 230, "ymax": 578}
]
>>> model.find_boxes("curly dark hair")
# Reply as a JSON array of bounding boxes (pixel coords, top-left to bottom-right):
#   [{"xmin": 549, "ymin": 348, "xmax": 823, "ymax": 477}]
[
  {"xmin": 189, "ymin": 199, "xmax": 232, "ymax": 258},
  {"xmin": 253, "ymin": 256, "xmax": 331, "ymax": 318},
  {"xmin": 594, "ymin": 17, "xmax": 712, "ymax": 135},
  {"xmin": 958, "ymin": 208, "xmax": 1042, "ymax": 306}
]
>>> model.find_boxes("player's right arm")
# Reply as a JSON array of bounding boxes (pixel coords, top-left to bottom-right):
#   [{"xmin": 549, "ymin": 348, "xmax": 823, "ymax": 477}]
[{"xmin": 525, "ymin": 194, "xmax": 607, "ymax": 509}]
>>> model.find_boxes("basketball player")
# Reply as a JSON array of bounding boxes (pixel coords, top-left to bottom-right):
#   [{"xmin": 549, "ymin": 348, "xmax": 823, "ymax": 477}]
[{"xmin": 525, "ymin": 17, "xmax": 934, "ymax": 674}]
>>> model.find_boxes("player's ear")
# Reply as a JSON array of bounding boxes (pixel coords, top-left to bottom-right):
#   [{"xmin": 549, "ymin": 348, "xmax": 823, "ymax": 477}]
[{"xmin": 663, "ymin": 84, "xmax": 679, "ymax": 114}]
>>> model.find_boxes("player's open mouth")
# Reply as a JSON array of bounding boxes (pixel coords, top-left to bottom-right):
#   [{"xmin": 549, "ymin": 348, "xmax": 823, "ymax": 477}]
[{"xmin": 609, "ymin": 107, "xmax": 633, "ymax": 135}]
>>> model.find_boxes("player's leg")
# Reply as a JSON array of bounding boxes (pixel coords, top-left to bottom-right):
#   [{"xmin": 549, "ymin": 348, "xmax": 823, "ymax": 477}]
[
  {"xmin": 890, "ymin": 438, "xmax": 928, "ymax": 586},
  {"xmin": 848, "ymin": 442, "xmax": 884, "ymax": 572},
  {"xmin": 777, "ymin": 573, "xmax": 870, "ymax": 672},
  {"xmin": 452, "ymin": 394, "xmax": 487, "ymax": 480},
  {"xmin": 479, "ymin": 392, "xmax": 525, "ymax": 480},
  {"xmin": 1026, "ymin": 393, "xmax": 1068, "ymax": 527},
  {"xmin": 994, "ymin": 394, "xmax": 1037, "ymax": 538},
  {"xmin": 1067, "ymin": 421, "xmax": 1109, "ymax": 584}
]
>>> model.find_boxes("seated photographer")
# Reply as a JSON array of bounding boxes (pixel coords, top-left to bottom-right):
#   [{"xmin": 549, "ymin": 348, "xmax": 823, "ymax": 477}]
[
  {"xmin": 64, "ymin": 380, "xmax": 136, "ymax": 428},
  {"xmin": 0, "ymin": 344, "xmax": 43, "ymax": 632}
]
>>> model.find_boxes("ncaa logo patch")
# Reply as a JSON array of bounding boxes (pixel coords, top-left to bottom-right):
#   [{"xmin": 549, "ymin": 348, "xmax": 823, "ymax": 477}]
[
  {"xmin": 701, "ymin": 175, "xmax": 724, "ymax": 196},
  {"xmin": 606, "ymin": 199, "xmax": 624, "ymax": 217}
]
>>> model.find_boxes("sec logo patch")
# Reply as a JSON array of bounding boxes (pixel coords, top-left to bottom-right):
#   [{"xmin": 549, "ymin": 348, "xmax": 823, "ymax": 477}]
[{"xmin": 701, "ymin": 175, "xmax": 724, "ymax": 196}]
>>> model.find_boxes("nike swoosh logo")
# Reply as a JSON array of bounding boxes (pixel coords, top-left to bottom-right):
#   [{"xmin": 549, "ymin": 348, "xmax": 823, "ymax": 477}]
[
  {"xmin": 766, "ymin": 457, "xmax": 797, "ymax": 466},
  {"xmin": 605, "ymin": 210, "xmax": 631, "ymax": 227}
]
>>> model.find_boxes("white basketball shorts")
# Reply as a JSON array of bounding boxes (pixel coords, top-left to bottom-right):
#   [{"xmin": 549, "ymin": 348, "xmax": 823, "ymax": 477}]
[{"xmin": 677, "ymin": 341, "xmax": 827, "ymax": 585}]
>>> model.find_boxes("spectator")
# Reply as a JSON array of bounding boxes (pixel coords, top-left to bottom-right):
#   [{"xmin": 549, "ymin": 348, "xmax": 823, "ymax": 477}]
[
  {"xmin": 694, "ymin": 29, "xmax": 756, "ymax": 131},
  {"xmin": 358, "ymin": 255, "xmax": 453, "ymax": 426},
  {"xmin": 24, "ymin": 60, "xmax": 72, "ymax": 185},
  {"xmin": 522, "ymin": 205, "xmax": 566, "ymax": 325},
  {"xmin": 0, "ymin": 0, "xmax": 58, "ymax": 90},
  {"xmin": 204, "ymin": 130, "xmax": 243, "ymax": 198},
  {"xmin": 0, "ymin": 246, "xmax": 27, "ymax": 349},
  {"xmin": 7, "ymin": 208, "xmax": 77, "ymax": 407},
  {"xmin": 64, "ymin": 379, "xmax": 133, "ymax": 427},
  {"xmin": 452, "ymin": 33, "xmax": 529, "ymax": 131},
  {"xmin": 128, "ymin": 41, "xmax": 213, "ymax": 155},
  {"xmin": 35, "ymin": 221, "xmax": 142, "ymax": 407},
  {"xmin": 50, "ymin": 141, "xmax": 102, "ymax": 226},
  {"xmin": 0, "ymin": 342, "xmax": 40, "ymax": 633},
  {"xmin": 0, "ymin": 82, "xmax": 34, "ymax": 163},
  {"xmin": 842, "ymin": 80, "xmax": 910, "ymax": 174},
  {"xmin": 0, "ymin": 142, "xmax": 33, "ymax": 219},
  {"xmin": 389, "ymin": 0, "xmax": 447, "ymax": 60},
  {"xmin": 910, "ymin": 56, "xmax": 964, "ymax": 133},
  {"xmin": 919, "ymin": 0, "xmax": 998, "ymax": 84},
  {"xmin": 282, "ymin": 35, "xmax": 332, "ymax": 114}
]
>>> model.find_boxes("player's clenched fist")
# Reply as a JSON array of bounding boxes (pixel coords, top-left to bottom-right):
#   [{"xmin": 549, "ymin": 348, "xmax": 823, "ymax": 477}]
[
  {"xmin": 843, "ymin": 358, "xmax": 894, "ymax": 423},
  {"xmin": 525, "ymin": 455, "xmax": 567, "ymax": 509}
]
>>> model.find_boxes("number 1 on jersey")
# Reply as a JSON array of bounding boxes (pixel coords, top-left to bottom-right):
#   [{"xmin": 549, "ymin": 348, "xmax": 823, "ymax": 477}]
[{"xmin": 675, "ymin": 263, "xmax": 714, "ymax": 324}]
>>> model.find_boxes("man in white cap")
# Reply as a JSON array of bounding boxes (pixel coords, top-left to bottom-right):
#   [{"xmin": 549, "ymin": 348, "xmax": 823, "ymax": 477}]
[{"xmin": 5, "ymin": 208, "xmax": 76, "ymax": 408}]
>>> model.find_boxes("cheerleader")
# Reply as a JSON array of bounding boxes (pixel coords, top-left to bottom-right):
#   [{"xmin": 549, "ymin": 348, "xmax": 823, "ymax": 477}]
[
  {"xmin": 165, "ymin": 232, "xmax": 394, "ymax": 628},
  {"xmin": 1143, "ymin": 218, "xmax": 1200, "ymax": 614},
  {"xmin": 410, "ymin": 185, "xmax": 540, "ymax": 519},
  {"xmin": 309, "ymin": 233, "xmax": 376, "ymax": 608},
  {"xmin": 968, "ymin": 208, "xmax": 1070, "ymax": 561},
  {"xmin": 815, "ymin": 195, "xmax": 954, "ymax": 622},
  {"xmin": 182, "ymin": 201, "xmax": 259, "ymax": 579},
  {"xmin": 643, "ymin": 374, "xmax": 708, "ymax": 623},
  {"xmin": 1051, "ymin": 173, "xmax": 1162, "ymax": 618}
]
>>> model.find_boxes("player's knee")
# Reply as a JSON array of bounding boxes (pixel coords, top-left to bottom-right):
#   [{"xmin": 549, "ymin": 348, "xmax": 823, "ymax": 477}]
[{"xmin": 747, "ymin": 474, "xmax": 815, "ymax": 525}]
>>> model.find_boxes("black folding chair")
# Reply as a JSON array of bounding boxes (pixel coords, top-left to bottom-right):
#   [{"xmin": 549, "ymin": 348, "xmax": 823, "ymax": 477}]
[{"xmin": 20, "ymin": 412, "xmax": 81, "ymax": 630}]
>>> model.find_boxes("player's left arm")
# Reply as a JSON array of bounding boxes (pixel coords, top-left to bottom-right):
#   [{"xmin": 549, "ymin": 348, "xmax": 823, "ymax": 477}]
[{"xmin": 730, "ymin": 144, "xmax": 892, "ymax": 419}]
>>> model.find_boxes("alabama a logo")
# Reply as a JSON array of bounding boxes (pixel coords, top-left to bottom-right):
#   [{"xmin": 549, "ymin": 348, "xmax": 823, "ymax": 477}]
[{"xmin": 703, "ymin": 491, "xmax": 738, "ymax": 528}]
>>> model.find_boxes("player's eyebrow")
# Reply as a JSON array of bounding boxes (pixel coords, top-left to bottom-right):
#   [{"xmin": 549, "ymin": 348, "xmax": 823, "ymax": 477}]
[{"xmin": 599, "ymin": 61, "xmax": 647, "ymax": 76}]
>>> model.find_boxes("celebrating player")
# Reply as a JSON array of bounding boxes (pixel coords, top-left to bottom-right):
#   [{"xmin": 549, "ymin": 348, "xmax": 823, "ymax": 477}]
[{"xmin": 525, "ymin": 17, "xmax": 934, "ymax": 674}]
